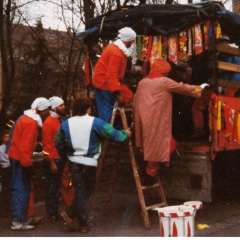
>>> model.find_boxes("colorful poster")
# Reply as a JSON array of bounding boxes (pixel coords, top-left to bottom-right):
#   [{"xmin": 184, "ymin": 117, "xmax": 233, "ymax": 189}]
[
  {"xmin": 187, "ymin": 28, "xmax": 193, "ymax": 56},
  {"xmin": 194, "ymin": 24, "xmax": 203, "ymax": 55},
  {"xmin": 168, "ymin": 33, "xmax": 178, "ymax": 64},
  {"xmin": 215, "ymin": 21, "xmax": 221, "ymax": 39},
  {"xmin": 203, "ymin": 21, "xmax": 210, "ymax": 50},
  {"xmin": 151, "ymin": 36, "xmax": 159, "ymax": 60},
  {"xmin": 162, "ymin": 36, "xmax": 168, "ymax": 60},
  {"xmin": 141, "ymin": 36, "xmax": 149, "ymax": 61},
  {"xmin": 179, "ymin": 30, "xmax": 187, "ymax": 59}
]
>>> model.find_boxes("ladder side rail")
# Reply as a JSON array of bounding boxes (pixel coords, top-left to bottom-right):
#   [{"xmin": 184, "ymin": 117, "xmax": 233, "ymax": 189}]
[{"xmin": 119, "ymin": 107, "xmax": 151, "ymax": 229}]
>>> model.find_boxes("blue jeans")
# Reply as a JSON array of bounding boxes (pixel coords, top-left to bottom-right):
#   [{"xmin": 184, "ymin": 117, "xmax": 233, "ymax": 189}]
[
  {"xmin": 42, "ymin": 158, "xmax": 65, "ymax": 215},
  {"xmin": 93, "ymin": 87, "xmax": 115, "ymax": 122},
  {"xmin": 66, "ymin": 162, "xmax": 96, "ymax": 227},
  {"xmin": 10, "ymin": 158, "xmax": 31, "ymax": 222}
]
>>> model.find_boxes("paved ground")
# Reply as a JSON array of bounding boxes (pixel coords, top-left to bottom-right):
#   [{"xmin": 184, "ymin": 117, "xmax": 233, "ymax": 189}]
[{"xmin": 1, "ymin": 146, "xmax": 240, "ymax": 237}]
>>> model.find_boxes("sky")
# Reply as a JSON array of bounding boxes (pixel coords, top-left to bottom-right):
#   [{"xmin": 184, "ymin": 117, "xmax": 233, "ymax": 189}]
[{"xmin": 19, "ymin": 0, "xmax": 233, "ymax": 32}]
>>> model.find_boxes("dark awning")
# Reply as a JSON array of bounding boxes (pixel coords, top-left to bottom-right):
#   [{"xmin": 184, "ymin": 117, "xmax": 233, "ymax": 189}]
[{"xmin": 76, "ymin": 1, "xmax": 240, "ymax": 45}]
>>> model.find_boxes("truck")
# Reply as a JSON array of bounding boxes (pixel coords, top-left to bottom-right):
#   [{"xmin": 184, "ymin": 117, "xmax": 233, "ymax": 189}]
[{"xmin": 77, "ymin": 1, "xmax": 240, "ymax": 202}]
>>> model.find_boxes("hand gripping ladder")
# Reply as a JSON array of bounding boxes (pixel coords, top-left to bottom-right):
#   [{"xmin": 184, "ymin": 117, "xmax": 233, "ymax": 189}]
[{"xmin": 96, "ymin": 103, "xmax": 167, "ymax": 229}]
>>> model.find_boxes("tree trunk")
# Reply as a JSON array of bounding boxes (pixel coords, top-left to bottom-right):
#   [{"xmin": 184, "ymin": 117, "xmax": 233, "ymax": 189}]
[
  {"xmin": 83, "ymin": 0, "xmax": 95, "ymax": 25},
  {"xmin": 0, "ymin": 0, "xmax": 12, "ymax": 129}
]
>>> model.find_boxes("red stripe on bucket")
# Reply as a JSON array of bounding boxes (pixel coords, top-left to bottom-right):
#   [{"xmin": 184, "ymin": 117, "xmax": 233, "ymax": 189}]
[
  {"xmin": 172, "ymin": 221, "xmax": 178, "ymax": 237},
  {"xmin": 170, "ymin": 213, "xmax": 179, "ymax": 217},
  {"xmin": 187, "ymin": 221, "xmax": 191, "ymax": 237}
]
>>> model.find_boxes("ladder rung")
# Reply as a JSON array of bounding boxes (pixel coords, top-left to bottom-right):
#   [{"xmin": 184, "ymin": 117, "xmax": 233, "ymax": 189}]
[
  {"xmin": 146, "ymin": 202, "xmax": 166, "ymax": 211},
  {"xmin": 141, "ymin": 183, "xmax": 159, "ymax": 190}
]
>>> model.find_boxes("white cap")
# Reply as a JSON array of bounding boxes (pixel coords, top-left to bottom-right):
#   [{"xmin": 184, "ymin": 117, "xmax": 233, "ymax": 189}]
[
  {"xmin": 117, "ymin": 27, "xmax": 136, "ymax": 41},
  {"xmin": 49, "ymin": 96, "xmax": 64, "ymax": 109},
  {"xmin": 31, "ymin": 97, "xmax": 50, "ymax": 111}
]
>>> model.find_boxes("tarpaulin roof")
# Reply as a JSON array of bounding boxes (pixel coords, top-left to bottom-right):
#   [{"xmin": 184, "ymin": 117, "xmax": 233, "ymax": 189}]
[{"xmin": 76, "ymin": 1, "xmax": 240, "ymax": 45}]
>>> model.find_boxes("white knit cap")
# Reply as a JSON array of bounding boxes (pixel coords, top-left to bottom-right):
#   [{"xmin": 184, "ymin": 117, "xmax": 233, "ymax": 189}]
[
  {"xmin": 31, "ymin": 97, "xmax": 50, "ymax": 111},
  {"xmin": 117, "ymin": 27, "xmax": 136, "ymax": 41},
  {"xmin": 49, "ymin": 96, "xmax": 64, "ymax": 109}
]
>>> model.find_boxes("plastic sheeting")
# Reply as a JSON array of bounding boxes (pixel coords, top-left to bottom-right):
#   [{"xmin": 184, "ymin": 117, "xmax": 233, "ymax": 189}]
[{"xmin": 76, "ymin": 1, "xmax": 240, "ymax": 45}]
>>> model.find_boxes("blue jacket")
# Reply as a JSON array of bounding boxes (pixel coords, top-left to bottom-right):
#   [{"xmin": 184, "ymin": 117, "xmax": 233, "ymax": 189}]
[
  {"xmin": 55, "ymin": 114, "xmax": 128, "ymax": 167},
  {"xmin": 218, "ymin": 52, "xmax": 240, "ymax": 81}
]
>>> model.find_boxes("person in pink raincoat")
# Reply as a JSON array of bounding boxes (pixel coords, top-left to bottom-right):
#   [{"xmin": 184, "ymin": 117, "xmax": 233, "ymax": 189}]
[{"xmin": 133, "ymin": 59, "xmax": 208, "ymax": 185}]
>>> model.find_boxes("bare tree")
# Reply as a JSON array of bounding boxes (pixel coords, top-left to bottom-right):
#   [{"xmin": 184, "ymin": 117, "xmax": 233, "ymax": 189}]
[{"xmin": 0, "ymin": 0, "xmax": 16, "ymax": 128}]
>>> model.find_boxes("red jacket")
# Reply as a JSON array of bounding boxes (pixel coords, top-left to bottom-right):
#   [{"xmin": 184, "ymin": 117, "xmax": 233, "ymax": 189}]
[
  {"xmin": 7, "ymin": 115, "xmax": 38, "ymax": 167},
  {"xmin": 93, "ymin": 43, "xmax": 127, "ymax": 92},
  {"xmin": 42, "ymin": 115, "xmax": 61, "ymax": 160}
]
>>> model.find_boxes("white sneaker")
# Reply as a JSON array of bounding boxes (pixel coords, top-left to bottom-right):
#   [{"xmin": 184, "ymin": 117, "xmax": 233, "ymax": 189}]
[
  {"xmin": 11, "ymin": 221, "xmax": 35, "ymax": 231},
  {"xmin": 26, "ymin": 216, "xmax": 43, "ymax": 225}
]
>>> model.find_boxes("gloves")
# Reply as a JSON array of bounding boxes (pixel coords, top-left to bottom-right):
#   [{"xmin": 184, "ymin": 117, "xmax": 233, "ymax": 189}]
[
  {"xmin": 113, "ymin": 91, "xmax": 125, "ymax": 106},
  {"xmin": 22, "ymin": 166, "xmax": 35, "ymax": 182},
  {"xmin": 200, "ymin": 83, "xmax": 209, "ymax": 89}
]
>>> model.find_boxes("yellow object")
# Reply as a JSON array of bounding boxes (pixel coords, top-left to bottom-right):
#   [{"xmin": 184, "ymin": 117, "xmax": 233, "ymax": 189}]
[
  {"xmin": 237, "ymin": 114, "xmax": 240, "ymax": 145},
  {"xmin": 196, "ymin": 224, "xmax": 210, "ymax": 230},
  {"xmin": 194, "ymin": 86, "xmax": 201, "ymax": 92},
  {"xmin": 217, "ymin": 99, "xmax": 222, "ymax": 131},
  {"xmin": 157, "ymin": 36, "xmax": 162, "ymax": 59},
  {"xmin": 215, "ymin": 21, "xmax": 221, "ymax": 39}
]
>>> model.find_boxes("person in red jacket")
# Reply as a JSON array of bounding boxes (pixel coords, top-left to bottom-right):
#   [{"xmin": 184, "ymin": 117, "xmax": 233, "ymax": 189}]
[
  {"xmin": 42, "ymin": 96, "xmax": 74, "ymax": 221},
  {"xmin": 6, "ymin": 97, "xmax": 50, "ymax": 230},
  {"xmin": 92, "ymin": 27, "xmax": 136, "ymax": 122}
]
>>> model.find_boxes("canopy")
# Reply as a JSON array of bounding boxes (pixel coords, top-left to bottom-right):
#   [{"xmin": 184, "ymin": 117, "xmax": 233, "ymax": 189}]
[{"xmin": 76, "ymin": 1, "xmax": 240, "ymax": 45}]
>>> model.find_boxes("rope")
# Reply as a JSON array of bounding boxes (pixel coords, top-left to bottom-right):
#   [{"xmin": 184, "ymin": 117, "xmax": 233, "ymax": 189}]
[{"xmin": 99, "ymin": 16, "xmax": 106, "ymax": 36}]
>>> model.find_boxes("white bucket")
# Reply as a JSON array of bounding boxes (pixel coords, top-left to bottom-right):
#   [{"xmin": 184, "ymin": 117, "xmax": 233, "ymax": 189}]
[{"xmin": 155, "ymin": 205, "xmax": 195, "ymax": 237}]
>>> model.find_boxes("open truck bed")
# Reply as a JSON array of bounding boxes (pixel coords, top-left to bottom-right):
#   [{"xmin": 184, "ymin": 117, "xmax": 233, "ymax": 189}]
[{"xmin": 77, "ymin": 1, "xmax": 240, "ymax": 202}]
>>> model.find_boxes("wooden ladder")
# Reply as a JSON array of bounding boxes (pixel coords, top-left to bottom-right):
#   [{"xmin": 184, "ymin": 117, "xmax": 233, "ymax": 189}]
[{"xmin": 96, "ymin": 104, "xmax": 167, "ymax": 229}]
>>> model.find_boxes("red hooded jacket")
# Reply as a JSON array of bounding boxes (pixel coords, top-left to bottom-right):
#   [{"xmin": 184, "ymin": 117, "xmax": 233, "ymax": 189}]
[{"xmin": 93, "ymin": 43, "xmax": 127, "ymax": 92}]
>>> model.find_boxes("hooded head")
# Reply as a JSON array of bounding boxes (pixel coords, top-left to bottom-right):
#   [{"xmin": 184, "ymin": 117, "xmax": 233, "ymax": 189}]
[
  {"xmin": 150, "ymin": 59, "xmax": 171, "ymax": 75},
  {"xmin": 31, "ymin": 97, "xmax": 50, "ymax": 111},
  {"xmin": 117, "ymin": 27, "xmax": 136, "ymax": 42},
  {"xmin": 49, "ymin": 96, "xmax": 64, "ymax": 110}
]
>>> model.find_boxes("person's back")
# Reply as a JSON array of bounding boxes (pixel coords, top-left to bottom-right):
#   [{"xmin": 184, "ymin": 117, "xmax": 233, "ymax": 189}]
[
  {"xmin": 93, "ymin": 43, "xmax": 127, "ymax": 91},
  {"xmin": 92, "ymin": 27, "xmax": 136, "ymax": 122},
  {"xmin": 56, "ymin": 97, "xmax": 131, "ymax": 232},
  {"xmin": 57, "ymin": 112, "xmax": 129, "ymax": 167},
  {"xmin": 7, "ymin": 115, "xmax": 38, "ymax": 167},
  {"xmin": 6, "ymin": 97, "xmax": 50, "ymax": 231}
]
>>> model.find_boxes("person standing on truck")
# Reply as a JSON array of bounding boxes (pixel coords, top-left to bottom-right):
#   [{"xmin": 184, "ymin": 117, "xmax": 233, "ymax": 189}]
[
  {"xmin": 92, "ymin": 27, "xmax": 136, "ymax": 122},
  {"xmin": 55, "ymin": 97, "xmax": 131, "ymax": 232},
  {"xmin": 133, "ymin": 59, "xmax": 209, "ymax": 185},
  {"xmin": 42, "ymin": 96, "xmax": 74, "ymax": 221},
  {"xmin": 189, "ymin": 52, "xmax": 213, "ymax": 138},
  {"xmin": 6, "ymin": 97, "xmax": 50, "ymax": 230}
]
